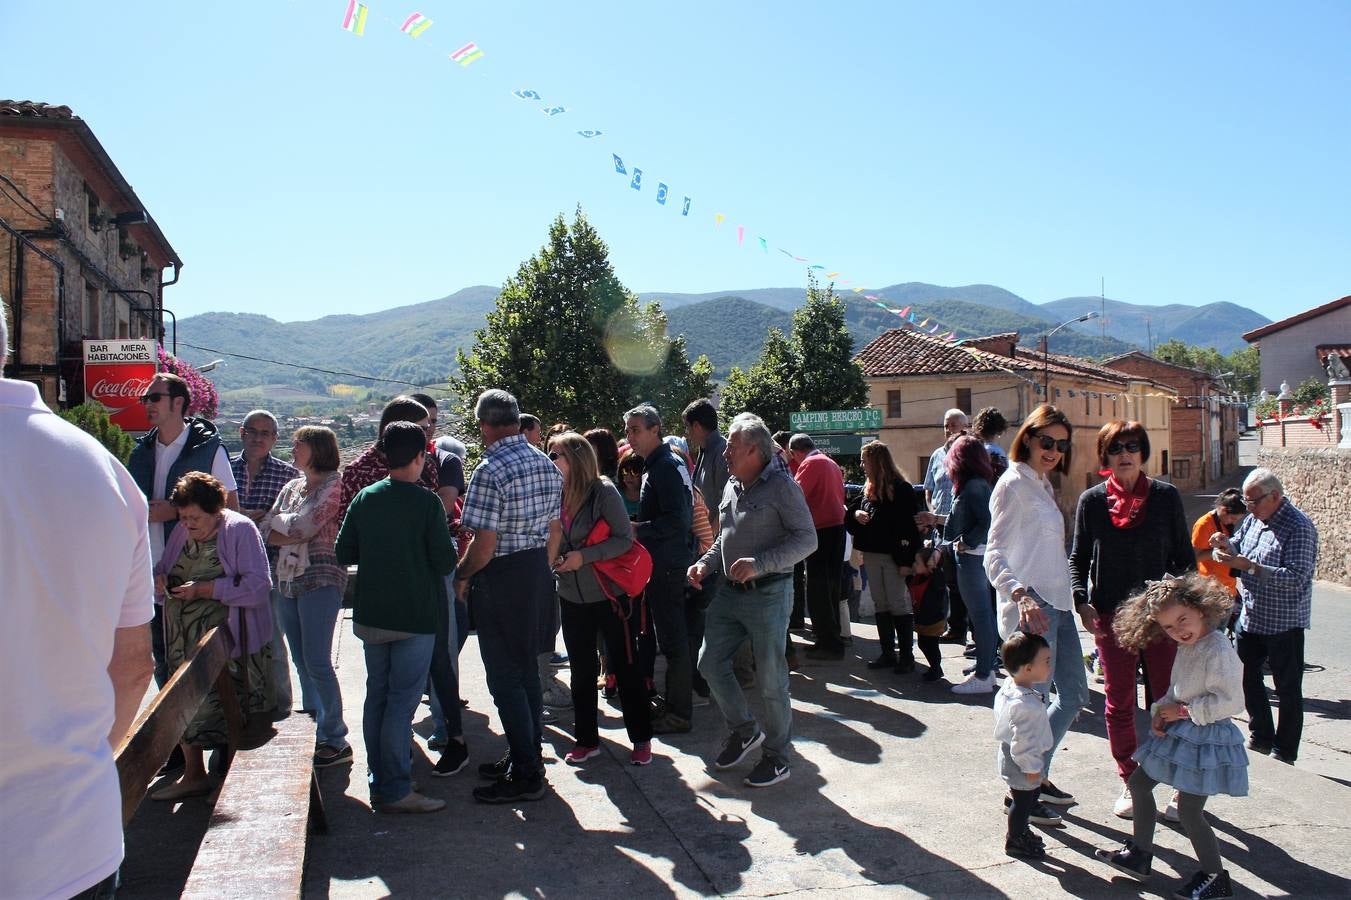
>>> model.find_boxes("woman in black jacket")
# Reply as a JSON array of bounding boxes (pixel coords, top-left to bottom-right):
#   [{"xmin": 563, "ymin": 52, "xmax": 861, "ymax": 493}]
[
  {"xmin": 845, "ymin": 441, "xmax": 921, "ymax": 671},
  {"xmin": 1069, "ymin": 420, "xmax": 1195, "ymax": 819}
]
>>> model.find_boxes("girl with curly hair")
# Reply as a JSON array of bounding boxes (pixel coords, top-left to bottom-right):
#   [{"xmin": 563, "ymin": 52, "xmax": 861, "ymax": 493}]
[{"xmin": 1095, "ymin": 573, "xmax": 1249, "ymax": 900}]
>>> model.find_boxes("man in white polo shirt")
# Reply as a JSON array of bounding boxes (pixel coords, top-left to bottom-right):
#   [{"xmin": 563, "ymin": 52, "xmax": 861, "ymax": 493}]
[{"xmin": 1, "ymin": 305, "xmax": 156, "ymax": 899}]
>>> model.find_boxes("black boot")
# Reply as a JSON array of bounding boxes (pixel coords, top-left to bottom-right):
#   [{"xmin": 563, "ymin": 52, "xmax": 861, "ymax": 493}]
[
  {"xmin": 868, "ymin": 613, "xmax": 897, "ymax": 668},
  {"xmin": 893, "ymin": 615, "xmax": 916, "ymax": 673},
  {"xmin": 918, "ymin": 634, "xmax": 943, "ymax": 681}
]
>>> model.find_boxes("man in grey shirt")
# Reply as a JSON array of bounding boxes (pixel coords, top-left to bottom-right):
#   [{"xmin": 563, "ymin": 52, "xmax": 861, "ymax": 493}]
[{"xmin": 689, "ymin": 413, "xmax": 816, "ymax": 789}]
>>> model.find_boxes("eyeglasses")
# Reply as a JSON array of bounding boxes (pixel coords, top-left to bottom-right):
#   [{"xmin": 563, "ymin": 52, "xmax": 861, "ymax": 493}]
[
  {"xmin": 139, "ymin": 392, "xmax": 168, "ymax": 404},
  {"xmin": 1034, "ymin": 434, "xmax": 1071, "ymax": 454},
  {"xmin": 241, "ymin": 427, "xmax": 276, "ymax": 438},
  {"xmin": 1243, "ymin": 492, "xmax": 1270, "ymax": 507},
  {"xmin": 1107, "ymin": 440, "xmax": 1142, "ymax": 456},
  {"xmin": 548, "ymin": 451, "xmax": 561, "ymax": 461}
]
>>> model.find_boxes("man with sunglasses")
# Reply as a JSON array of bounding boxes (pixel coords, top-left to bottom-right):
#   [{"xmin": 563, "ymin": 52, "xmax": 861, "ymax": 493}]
[
  {"xmin": 127, "ymin": 372, "xmax": 238, "ymax": 692},
  {"xmin": 231, "ymin": 409, "xmax": 299, "ymax": 717},
  {"xmin": 1211, "ymin": 468, "xmax": 1318, "ymax": 765}
]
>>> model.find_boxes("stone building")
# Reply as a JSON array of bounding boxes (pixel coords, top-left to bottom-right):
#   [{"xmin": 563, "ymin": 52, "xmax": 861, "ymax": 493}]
[
  {"xmin": 854, "ymin": 329, "xmax": 1177, "ymax": 520},
  {"xmin": 1242, "ymin": 295, "xmax": 1351, "ymax": 395},
  {"xmin": 1101, "ymin": 350, "xmax": 1241, "ymax": 492},
  {"xmin": 0, "ymin": 100, "xmax": 182, "ymax": 405}
]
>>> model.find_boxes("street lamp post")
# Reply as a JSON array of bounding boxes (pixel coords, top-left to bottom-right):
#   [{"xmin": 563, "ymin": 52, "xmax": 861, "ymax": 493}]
[{"xmin": 1042, "ymin": 311, "xmax": 1100, "ymax": 397}]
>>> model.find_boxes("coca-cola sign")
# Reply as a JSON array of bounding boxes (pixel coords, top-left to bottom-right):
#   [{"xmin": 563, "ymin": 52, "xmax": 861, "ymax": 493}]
[{"xmin": 84, "ymin": 340, "xmax": 158, "ymax": 432}]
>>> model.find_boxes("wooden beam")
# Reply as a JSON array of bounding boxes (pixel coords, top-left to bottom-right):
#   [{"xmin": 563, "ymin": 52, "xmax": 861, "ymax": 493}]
[{"xmin": 113, "ymin": 626, "xmax": 232, "ymax": 826}]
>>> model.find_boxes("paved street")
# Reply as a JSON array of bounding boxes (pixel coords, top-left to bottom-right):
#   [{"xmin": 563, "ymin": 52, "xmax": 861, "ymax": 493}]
[{"xmin": 120, "ymin": 434, "xmax": 1351, "ymax": 897}]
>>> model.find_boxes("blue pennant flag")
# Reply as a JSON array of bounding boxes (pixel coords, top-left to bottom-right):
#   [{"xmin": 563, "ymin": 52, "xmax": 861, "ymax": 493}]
[
  {"xmin": 576, "ymin": 129, "xmax": 602, "ymax": 138},
  {"xmin": 612, "ymin": 154, "xmax": 626, "ymax": 174},
  {"xmin": 630, "ymin": 168, "xmax": 643, "ymax": 190},
  {"xmin": 681, "ymin": 197, "xmax": 691, "ymax": 216},
  {"xmin": 541, "ymin": 106, "xmax": 568, "ymax": 117},
  {"xmin": 656, "ymin": 183, "xmax": 669, "ymax": 205},
  {"xmin": 512, "ymin": 89, "xmax": 541, "ymax": 101}
]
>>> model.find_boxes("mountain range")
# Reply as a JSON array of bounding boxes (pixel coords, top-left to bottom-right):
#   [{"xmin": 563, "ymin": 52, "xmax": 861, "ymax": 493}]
[{"xmin": 176, "ymin": 283, "xmax": 1269, "ymax": 397}]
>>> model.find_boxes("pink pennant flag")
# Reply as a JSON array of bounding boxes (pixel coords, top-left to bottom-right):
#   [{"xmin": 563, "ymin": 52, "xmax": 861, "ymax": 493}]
[
  {"xmin": 865, "ymin": 295, "xmax": 880, "ymax": 301},
  {"xmin": 899, "ymin": 306, "xmax": 912, "ymax": 317},
  {"xmin": 737, "ymin": 226, "xmax": 744, "ymax": 246}
]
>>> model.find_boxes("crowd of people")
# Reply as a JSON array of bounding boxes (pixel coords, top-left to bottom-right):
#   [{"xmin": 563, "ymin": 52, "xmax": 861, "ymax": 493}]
[{"xmin": 0, "ymin": 297, "xmax": 1323, "ymax": 898}]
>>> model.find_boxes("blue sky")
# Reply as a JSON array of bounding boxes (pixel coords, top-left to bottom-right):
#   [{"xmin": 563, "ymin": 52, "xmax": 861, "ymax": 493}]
[{"xmin": 3, "ymin": 0, "xmax": 1348, "ymax": 324}]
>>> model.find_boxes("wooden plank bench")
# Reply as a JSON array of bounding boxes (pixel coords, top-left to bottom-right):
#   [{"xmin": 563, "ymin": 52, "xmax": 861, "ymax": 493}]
[{"xmin": 115, "ymin": 625, "xmax": 326, "ymax": 898}]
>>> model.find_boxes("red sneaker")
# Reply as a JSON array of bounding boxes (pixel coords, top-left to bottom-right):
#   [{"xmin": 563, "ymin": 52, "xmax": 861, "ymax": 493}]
[
  {"xmin": 564, "ymin": 744, "xmax": 601, "ymax": 765},
  {"xmin": 630, "ymin": 742, "xmax": 653, "ymax": 766}
]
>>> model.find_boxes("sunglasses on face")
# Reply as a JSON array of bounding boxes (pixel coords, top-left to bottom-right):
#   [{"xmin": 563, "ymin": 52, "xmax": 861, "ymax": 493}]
[
  {"xmin": 139, "ymin": 392, "xmax": 169, "ymax": 404},
  {"xmin": 1033, "ymin": 434, "xmax": 1071, "ymax": 454},
  {"xmin": 1107, "ymin": 440, "xmax": 1142, "ymax": 456}
]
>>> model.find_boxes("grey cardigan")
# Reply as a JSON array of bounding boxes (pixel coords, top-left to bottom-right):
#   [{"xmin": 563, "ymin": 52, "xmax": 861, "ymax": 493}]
[{"xmin": 557, "ymin": 478, "xmax": 635, "ymax": 604}]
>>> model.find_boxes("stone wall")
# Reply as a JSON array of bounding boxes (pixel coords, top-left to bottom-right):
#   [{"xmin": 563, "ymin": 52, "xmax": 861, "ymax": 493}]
[{"xmin": 1259, "ymin": 448, "xmax": 1351, "ymax": 586}]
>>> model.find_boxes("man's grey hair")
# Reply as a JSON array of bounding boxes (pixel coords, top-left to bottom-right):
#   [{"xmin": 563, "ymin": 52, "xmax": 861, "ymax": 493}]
[
  {"xmin": 1243, "ymin": 467, "xmax": 1283, "ymax": 497},
  {"xmin": 624, "ymin": 403, "xmax": 662, "ymax": 433},
  {"xmin": 0, "ymin": 299, "xmax": 8, "ymax": 370},
  {"xmin": 242, "ymin": 409, "xmax": 278, "ymax": 431},
  {"xmin": 788, "ymin": 432, "xmax": 815, "ymax": 452},
  {"xmin": 943, "ymin": 408, "xmax": 969, "ymax": 426},
  {"xmin": 475, "ymin": 389, "xmax": 520, "ymax": 427},
  {"xmin": 728, "ymin": 412, "xmax": 775, "ymax": 465}
]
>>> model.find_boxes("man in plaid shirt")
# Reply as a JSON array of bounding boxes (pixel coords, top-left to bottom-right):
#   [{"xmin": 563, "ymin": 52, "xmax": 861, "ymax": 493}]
[
  {"xmin": 231, "ymin": 409, "xmax": 299, "ymax": 715},
  {"xmin": 1211, "ymin": 467, "xmax": 1319, "ymax": 764},
  {"xmin": 454, "ymin": 389, "xmax": 562, "ymax": 804}
]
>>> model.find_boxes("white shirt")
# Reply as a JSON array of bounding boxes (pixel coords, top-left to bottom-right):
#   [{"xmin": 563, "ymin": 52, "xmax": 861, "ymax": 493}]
[
  {"xmin": 994, "ymin": 679, "xmax": 1055, "ymax": 775},
  {"xmin": 0, "ymin": 378, "xmax": 155, "ymax": 900},
  {"xmin": 984, "ymin": 461, "xmax": 1074, "ymax": 638},
  {"xmin": 148, "ymin": 425, "xmax": 236, "ymax": 565},
  {"xmin": 1157, "ymin": 630, "xmax": 1245, "ymax": 727}
]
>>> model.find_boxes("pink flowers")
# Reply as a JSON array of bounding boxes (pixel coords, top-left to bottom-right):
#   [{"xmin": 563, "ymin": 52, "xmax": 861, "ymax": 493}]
[{"xmin": 157, "ymin": 344, "xmax": 219, "ymax": 419}]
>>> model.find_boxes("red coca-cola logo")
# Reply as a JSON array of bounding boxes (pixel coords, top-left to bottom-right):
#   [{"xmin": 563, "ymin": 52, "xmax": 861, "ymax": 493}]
[{"xmin": 90, "ymin": 376, "xmax": 156, "ymax": 400}]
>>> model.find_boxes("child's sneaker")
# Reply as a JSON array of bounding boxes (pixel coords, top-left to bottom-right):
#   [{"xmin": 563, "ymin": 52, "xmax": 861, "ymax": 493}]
[
  {"xmin": 1173, "ymin": 870, "xmax": 1232, "ymax": 900},
  {"xmin": 1095, "ymin": 839, "xmax": 1153, "ymax": 882},
  {"xmin": 564, "ymin": 744, "xmax": 601, "ymax": 765},
  {"xmin": 1005, "ymin": 828, "xmax": 1046, "ymax": 860}
]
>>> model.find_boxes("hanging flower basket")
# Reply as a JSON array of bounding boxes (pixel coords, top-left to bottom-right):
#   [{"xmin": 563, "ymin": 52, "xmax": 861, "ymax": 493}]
[{"xmin": 157, "ymin": 344, "xmax": 219, "ymax": 419}]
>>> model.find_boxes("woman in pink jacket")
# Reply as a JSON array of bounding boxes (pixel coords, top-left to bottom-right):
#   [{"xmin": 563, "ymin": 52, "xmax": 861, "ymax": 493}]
[{"xmin": 151, "ymin": 472, "xmax": 274, "ymax": 801}]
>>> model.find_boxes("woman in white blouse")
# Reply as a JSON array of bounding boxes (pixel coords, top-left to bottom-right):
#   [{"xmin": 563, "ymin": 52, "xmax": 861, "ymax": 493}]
[{"xmin": 985, "ymin": 404, "xmax": 1091, "ymax": 824}]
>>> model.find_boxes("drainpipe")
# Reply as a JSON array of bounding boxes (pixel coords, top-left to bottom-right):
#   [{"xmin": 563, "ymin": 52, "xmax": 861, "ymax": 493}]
[{"xmin": 159, "ymin": 262, "xmax": 180, "ymax": 353}]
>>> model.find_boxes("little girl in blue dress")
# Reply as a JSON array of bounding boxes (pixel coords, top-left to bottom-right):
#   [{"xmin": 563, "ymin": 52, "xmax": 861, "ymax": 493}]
[{"xmin": 1095, "ymin": 573, "xmax": 1248, "ymax": 900}]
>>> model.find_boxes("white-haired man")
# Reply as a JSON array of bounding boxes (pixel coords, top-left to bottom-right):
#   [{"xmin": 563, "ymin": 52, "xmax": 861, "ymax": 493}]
[
  {"xmin": 690, "ymin": 413, "xmax": 816, "ymax": 788},
  {"xmin": 919, "ymin": 408, "xmax": 970, "ymax": 643},
  {"xmin": 1211, "ymin": 467, "xmax": 1318, "ymax": 765}
]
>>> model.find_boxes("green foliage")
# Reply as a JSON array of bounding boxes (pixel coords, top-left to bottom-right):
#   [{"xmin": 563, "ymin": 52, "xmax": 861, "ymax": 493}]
[
  {"xmin": 1153, "ymin": 339, "xmax": 1262, "ymax": 396},
  {"xmin": 667, "ymin": 297, "xmax": 792, "ymax": 377},
  {"xmin": 59, "ymin": 403, "xmax": 135, "ymax": 464},
  {"xmin": 1292, "ymin": 377, "xmax": 1329, "ymax": 407},
  {"xmin": 448, "ymin": 209, "xmax": 714, "ymax": 435},
  {"xmin": 718, "ymin": 275, "xmax": 868, "ymax": 432}
]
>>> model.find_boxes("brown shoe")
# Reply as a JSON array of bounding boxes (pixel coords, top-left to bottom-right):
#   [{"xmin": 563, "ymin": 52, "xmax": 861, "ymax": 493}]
[{"xmin": 376, "ymin": 791, "xmax": 447, "ymax": 814}]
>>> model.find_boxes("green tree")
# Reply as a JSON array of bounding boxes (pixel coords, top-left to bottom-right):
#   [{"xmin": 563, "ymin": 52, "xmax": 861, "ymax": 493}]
[
  {"xmin": 718, "ymin": 274, "xmax": 869, "ymax": 432},
  {"xmin": 449, "ymin": 209, "xmax": 713, "ymax": 435},
  {"xmin": 1225, "ymin": 345, "xmax": 1260, "ymax": 396},
  {"xmin": 59, "ymin": 403, "xmax": 135, "ymax": 464}
]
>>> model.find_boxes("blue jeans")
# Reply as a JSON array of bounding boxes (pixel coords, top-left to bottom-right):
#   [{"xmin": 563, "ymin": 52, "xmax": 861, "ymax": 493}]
[
  {"xmin": 268, "ymin": 588, "xmax": 294, "ymax": 710},
  {"xmin": 472, "ymin": 549, "xmax": 551, "ymax": 780},
  {"xmin": 955, "ymin": 554, "xmax": 998, "ymax": 678},
  {"xmin": 698, "ymin": 575, "xmax": 793, "ymax": 761},
  {"xmin": 362, "ymin": 633, "xmax": 434, "ymax": 803},
  {"xmin": 1030, "ymin": 604, "xmax": 1091, "ymax": 777},
  {"xmin": 277, "ymin": 585, "xmax": 348, "ymax": 748}
]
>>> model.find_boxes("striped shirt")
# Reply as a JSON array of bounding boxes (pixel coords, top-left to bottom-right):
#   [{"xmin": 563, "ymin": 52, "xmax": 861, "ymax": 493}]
[
  {"xmin": 461, "ymin": 433, "xmax": 562, "ymax": 556},
  {"xmin": 1234, "ymin": 499, "xmax": 1318, "ymax": 635}
]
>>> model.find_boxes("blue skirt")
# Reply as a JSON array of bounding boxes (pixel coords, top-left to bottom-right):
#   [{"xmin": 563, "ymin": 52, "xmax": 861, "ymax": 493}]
[{"xmin": 1134, "ymin": 719, "xmax": 1249, "ymax": 797}]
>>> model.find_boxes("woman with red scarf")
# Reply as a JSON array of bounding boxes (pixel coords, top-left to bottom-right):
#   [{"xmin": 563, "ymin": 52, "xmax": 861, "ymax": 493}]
[{"xmin": 1070, "ymin": 420, "xmax": 1195, "ymax": 819}]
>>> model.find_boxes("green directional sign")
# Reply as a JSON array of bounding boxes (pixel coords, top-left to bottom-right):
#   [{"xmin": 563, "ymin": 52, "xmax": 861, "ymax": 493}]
[
  {"xmin": 790, "ymin": 408, "xmax": 883, "ymax": 433},
  {"xmin": 813, "ymin": 434, "xmax": 878, "ymax": 457}
]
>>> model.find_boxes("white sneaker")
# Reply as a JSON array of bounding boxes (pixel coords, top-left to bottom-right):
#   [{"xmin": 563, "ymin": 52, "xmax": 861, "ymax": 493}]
[
  {"xmin": 1161, "ymin": 790, "xmax": 1181, "ymax": 823},
  {"xmin": 951, "ymin": 672, "xmax": 997, "ymax": 695},
  {"xmin": 1113, "ymin": 784, "xmax": 1134, "ymax": 820}
]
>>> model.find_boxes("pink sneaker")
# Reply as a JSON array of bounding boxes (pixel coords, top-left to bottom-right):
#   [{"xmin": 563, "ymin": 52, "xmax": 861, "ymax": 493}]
[
  {"xmin": 564, "ymin": 744, "xmax": 601, "ymax": 765},
  {"xmin": 630, "ymin": 742, "xmax": 653, "ymax": 766}
]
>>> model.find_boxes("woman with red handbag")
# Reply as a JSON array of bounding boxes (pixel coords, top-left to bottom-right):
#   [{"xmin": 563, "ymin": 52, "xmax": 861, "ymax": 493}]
[{"xmin": 550, "ymin": 433, "xmax": 656, "ymax": 767}]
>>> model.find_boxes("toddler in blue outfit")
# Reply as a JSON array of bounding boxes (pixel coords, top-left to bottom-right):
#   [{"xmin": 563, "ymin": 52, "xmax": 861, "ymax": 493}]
[{"xmin": 994, "ymin": 631, "xmax": 1054, "ymax": 860}]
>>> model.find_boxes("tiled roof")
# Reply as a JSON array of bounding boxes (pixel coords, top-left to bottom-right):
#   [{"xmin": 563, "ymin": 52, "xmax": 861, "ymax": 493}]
[
  {"xmin": 1243, "ymin": 295, "xmax": 1351, "ymax": 342},
  {"xmin": 0, "ymin": 100, "xmax": 75, "ymax": 120},
  {"xmin": 854, "ymin": 328, "xmax": 1128, "ymax": 385},
  {"xmin": 1316, "ymin": 345, "xmax": 1351, "ymax": 364},
  {"xmin": 1101, "ymin": 349, "xmax": 1210, "ymax": 378}
]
